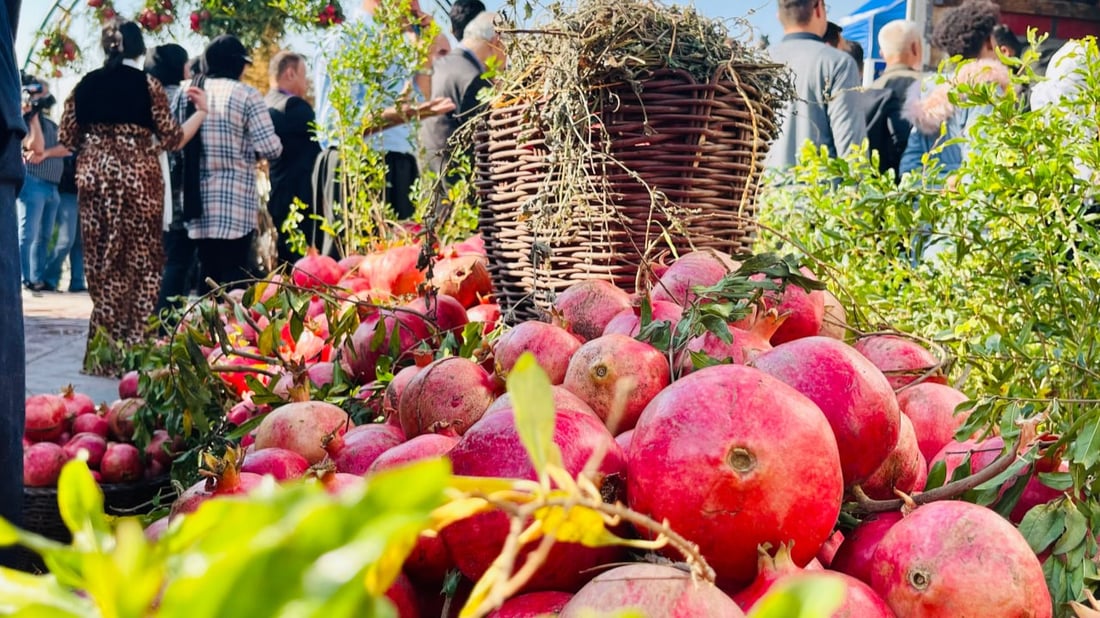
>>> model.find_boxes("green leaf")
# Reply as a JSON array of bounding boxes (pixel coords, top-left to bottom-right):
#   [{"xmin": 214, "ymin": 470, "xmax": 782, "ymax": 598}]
[
  {"xmin": 1072, "ymin": 418, "xmax": 1100, "ymax": 469},
  {"xmin": 1037, "ymin": 471, "xmax": 1074, "ymax": 491},
  {"xmin": 506, "ymin": 352, "xmax": 563, "ymax": 486},
  {"xmin": 0, "ymin": 568, "xmax": 94, "ymax": 617},
  {"xmin": 924, "ymin": 459, "xmax": 948, "ymax": 491},
  {"xmin": 748, "ymin": 576, "xmax": 845, "ymax": 618},
  {"xmin": 1053, "ymin": 504, "xmax": 1087, "ymax": 556}
]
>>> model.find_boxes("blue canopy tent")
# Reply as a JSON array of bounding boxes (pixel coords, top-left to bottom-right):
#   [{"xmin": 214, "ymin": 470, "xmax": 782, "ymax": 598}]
[{"xmin": 837, "ymin": 0, "xmax": 909, "ymax": 82}]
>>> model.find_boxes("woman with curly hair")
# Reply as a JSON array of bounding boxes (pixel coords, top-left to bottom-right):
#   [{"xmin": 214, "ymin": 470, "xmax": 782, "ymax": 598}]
[{"xmin": 898, "ymin": 0, "xmax": 1010, "ymax": 178}]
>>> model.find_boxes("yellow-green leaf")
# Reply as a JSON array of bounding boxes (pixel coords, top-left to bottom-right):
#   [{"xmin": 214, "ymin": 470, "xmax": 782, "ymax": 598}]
[
  {"xmin": 56, "ymin": 460, "xmax": 109, "ymax": 552},
  {"xmin": 506, "ymin": 352, "xmax": 562, "ymax": 487},
  {"xmin": 0, "ymin": 518, "xmax": 20, "ymax": 547},
  {"xmin": 363, "ymin": 528, "xmax": 419, "ymax": 597},
  {"xmin": 429, "ymin": 497, "xmax": 496, "ymax": 531},
  {"xmin": 749, "ymin": 576, "xmax": 845, "ymax": 618},
  {"xmin": 530, "ymin": 505, "xmax": 626, "ymax": 548}
]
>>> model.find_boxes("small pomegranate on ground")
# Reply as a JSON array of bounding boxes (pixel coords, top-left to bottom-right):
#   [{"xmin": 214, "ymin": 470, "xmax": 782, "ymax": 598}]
[
  {"xmin": 494, "ymin": 321, "xmax": 581, "ymax": 385},
  {"xmin": 853, "ymin": 334, "xmax": 947, "ymax": 390},
  {"xmin": 628, "ymin": 364, "xmax": 844, "ymax": 588},
  {"xmin": 562, "ymin": 333, "xmax": 670, "ymax": 434},
  {"xmin": 871, "ymin": 501, "xmax": 1051, "ymax": 617},
  {"xmin": 752, "ymin": 336, "xmax": 900, "ymax": 487},
  {"xmin": 398, "ymin": 356, "xmax": 495, "ymax": 438},
  {"xmin": 552, "ymin": 279, "xmax": 632, "ymax": 342},
  {"xmin": 559, "ymin": 563, "xmax": 743, "ymax": 617}
]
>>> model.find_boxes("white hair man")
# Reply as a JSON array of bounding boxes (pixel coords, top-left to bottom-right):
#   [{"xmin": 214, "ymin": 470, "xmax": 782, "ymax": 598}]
[
  {"xmin": 867, "ymin": 19, "xmax": 924, "ymax": 179},
  {"xmin": 419, "ymin": 10, "xmax": 504, "ymax": 180}
]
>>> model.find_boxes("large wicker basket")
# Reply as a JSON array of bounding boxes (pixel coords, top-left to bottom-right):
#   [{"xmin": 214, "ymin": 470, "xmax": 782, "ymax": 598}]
[
  {"xmin": 14, "ymin": 476, "xmax": 176, "ymax": 573},
  {"xmin": 475, "ymin": 67, "xmax": 780, "ymax": 321}
]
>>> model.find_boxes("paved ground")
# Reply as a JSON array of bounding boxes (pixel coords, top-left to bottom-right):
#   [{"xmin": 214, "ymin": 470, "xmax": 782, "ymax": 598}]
[{"xmin": 22, "ymin": 288, "xmax": 119, "ymax": 405}]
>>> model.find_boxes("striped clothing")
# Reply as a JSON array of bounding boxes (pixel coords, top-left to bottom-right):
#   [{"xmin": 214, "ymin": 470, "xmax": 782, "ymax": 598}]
[
  {"xmin": 185, "ymin": 78, "xmax": 282, "ymax": 240},
  {"xmin": 26, "ymin": 116, "xmax": 63, "ymax": 184}
]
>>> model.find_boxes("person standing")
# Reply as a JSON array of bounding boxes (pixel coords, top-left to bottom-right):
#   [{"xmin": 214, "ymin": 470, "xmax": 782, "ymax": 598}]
[
  {"xmin": 0, "ymin": 0, "xmax": 27, "ymax": 569},
  {"xmin": 186, "ymin": 35, "xmax": 282, "ymax": 289},
  {"xmin": 448, "ymin": 0, "xmax": 486, "ymax": 40},
  {"xmin": 313, "ymin": 0, "xmax": 454, "ymax": 220},
  {"xmin": 419, "ymin": 10, "xmax": 502, "ymax": 180},
  {"xmin": 765, "ymin": 0, "xmax": 866, "ymax": 171},
  {"xmin": 869, "ymin": 19, "xmax": 924, "ymax": 179},
  {"xmin": 265, "ymin": 50, "xmax": 320, "ymax": 264},
  {"xmin": 17, "ymin": 78, "xmax": 62, "ymax": 292},
  {"xmin": 40, "ymin": 153, "xmax": 85, "ymax": 292},
  {"xmin": 145, "ymin": 44, "xmax": 198, "ymax": 316},
  {"xmin": 48, "ymin": 19, "xmax": 208, "ymax": 373}
]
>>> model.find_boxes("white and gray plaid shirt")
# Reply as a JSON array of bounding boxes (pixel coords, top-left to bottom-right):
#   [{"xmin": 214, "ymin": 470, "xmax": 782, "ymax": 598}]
[{"xmin": 186, "ymin": 77, "xmax": 282, "ymax": 240}]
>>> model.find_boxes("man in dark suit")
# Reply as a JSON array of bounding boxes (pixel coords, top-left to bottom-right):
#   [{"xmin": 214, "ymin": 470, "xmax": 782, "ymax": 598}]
[
  {"xmin": 0, "ymin": 0, "xmax": 27, "ymax": 568},
  {"xmin": 419, "ymin": 10, "xmax": 503, "ymax": 182},
  {"xmin": 265, "ymin": 51, "xmax": 321, "ymax": 264}
]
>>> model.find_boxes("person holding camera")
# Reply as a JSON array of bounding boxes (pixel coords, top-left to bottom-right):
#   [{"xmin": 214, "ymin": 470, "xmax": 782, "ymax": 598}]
[{"xmin": 17, "ymin": 76, "xmax": 62, "ymax": 292}]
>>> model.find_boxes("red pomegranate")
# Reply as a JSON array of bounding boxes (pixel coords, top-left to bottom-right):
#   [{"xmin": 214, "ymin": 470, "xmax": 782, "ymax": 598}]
[
  {"xmin": 324, "ymin": 424, "xmax": 404, "ymax": 475},
  {"xmin": 171, "ymin": 448, "xmax": 265, "ymax": 518},
  {"xmin": 441, "ymin": 408, "xmax": 626, "ymax": 593},
  {"xmin": 562, "ymin": 334, "xmax": 670, "ymax": 434},
  {"xmin": 368, "ymin": 433, "xmax": 457, "ymax": 473},
  {"xmin": 560, "ymin": 563, "xmax": 743, "ymax": 617},
  {"xmin": 752, "ymin": 336, "xmax": 900, "ymax": 486},
  {"xmin": 63, "ymin": 432, "xmax": 107, "ymax": 468},
  {"xmin": 341, "ymin": 310, "xmax": 431, "ymax": 383},
  {"xmin": 628, "ymin": 364, "xmax": 843, "ymax": 588},
  {"xmin": 253, "ymin": 400, "xmax": 352, "ymax": 464},
  {"xmin": 432, "ymin": 255, "xmax": 491, "ymax": 308},
  {"xmin": 732, "ymin": 544, "xmax": 893, "ymax": 617},
  {"xmin": 466, "ymin": 301, "xmax": 501, "ymax": 333},
  {"xmin": 830, "ymin": 511, "xmax": 904, "ymax": 585},
  {"xmin": 602, "ymin": 299, "xmax": 684, "ymax": 337},
  {"xmin": 860, "ymin": 413, "xmax": 927, "ymax": 500},
  {"xmin": 895, "ymin": 382, "xmax": 973, "ymax": 463},
  {"xmin": 679, "ymin": 311, "xmax": 782, "ymax": 373},
  {"xmin": 59, "ymin": 385, "xmax": 96, "ymax": 418},
  {"xmin": 853, "ymin": 335, "xmax": 947, "ymax": 390},
  {"xmin": 383, "ymin": 364, "xmax": 425, "ymax": 422},
  {"xmin": 118, "ymin": 370, "xmax": 140, "ymax": 399},
  {"xmin": 241, "ymin": 447, "xmax": 311, "ymax": 480},
  {"xmin": 404, "ymin": 293, "xmax": 469, "ymax": 338},
  {"xmin": 761, "ymin": 266, "xmax": 825, "ymax": 345},
  {"xmin": 24, "ymin": 394, "xmax": 69, "ymax": 442},
  {"xmin": 100, "ymin": 443, "xmax": 144, "ymax": 484},
  {"xmin": 72, "ymin": 410, "xmax": 109, "ymax": 438},
  {"xmin": 106, "ymin": 398, "xmax": 144, "ymax": 442},
  {"xmin": 292, "ymin": 250, "xmax": 344, "ymax": 289},
  {"xmin": 552, "ymin": 279, "xmax": 633, "ymax": 342},
  {"xmin": 819, "ymin": 289, "xmax": 848, "ymax": 340},
  {"xmin": 871, "ymin": 501, "xmax": 1051, "ymax": 617},
  {"xmin": 385, "ymin": 571, "xmax": 420, "ymax": 618},
  {"xmin": 494, "ymin": 321, "xmax": 581, "ymax": 385},
  {"xmin": 23, "ymin": 442, "xmax": 67, "ymax": 487},
  {"xmin": 398, "ymin": 357, "xmax": 496, "ymax": 438},
  {"xmin": 649, "ymin": 249, "xmax": 737, "ymax": 306}
]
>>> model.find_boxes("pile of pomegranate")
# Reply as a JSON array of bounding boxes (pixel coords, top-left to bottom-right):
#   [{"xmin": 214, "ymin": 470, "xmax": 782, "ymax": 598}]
[
  {"xmin": 23, "ymin": 380, "xmax": 178, "ymax": 488},
  {"xmin": 147, "ymin": 247, "xmax": 1061, "ymax": 617}
]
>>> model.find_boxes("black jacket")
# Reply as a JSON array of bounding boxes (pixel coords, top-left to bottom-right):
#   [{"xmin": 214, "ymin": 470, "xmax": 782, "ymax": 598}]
[{"xmin": 265, "ymin": 90, "xmax": 321, "ymax": 210}]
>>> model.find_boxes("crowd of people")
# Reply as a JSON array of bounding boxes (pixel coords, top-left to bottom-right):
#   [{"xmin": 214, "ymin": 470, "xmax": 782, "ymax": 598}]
[
  {"xmin": 13, "ymin": 0, "xmax": 503, "ymax": 375},
  {"xmin": 764, "ymin": 0, "xmax": 1083, "ymax": 183}
]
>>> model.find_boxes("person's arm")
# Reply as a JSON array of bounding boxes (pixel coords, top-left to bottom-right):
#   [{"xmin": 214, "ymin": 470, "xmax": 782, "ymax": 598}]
[
  {"xmin": 827, "ymin": 55, "xmax": 868, "ymax": 159},
  {"xmin": 246, "ymin": 89, "xmax": 282, "ymax": 160},
  {"xmin": 366, "ymin": 95, "xmax": 455, "ymax": 135},
  {"xmin": 22, "ymin": 109, "xmax": 42, "ymax": 153}
]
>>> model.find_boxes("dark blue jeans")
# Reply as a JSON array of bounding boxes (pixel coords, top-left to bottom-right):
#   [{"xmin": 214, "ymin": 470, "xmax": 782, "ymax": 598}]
[
  {"xmin": 42, "ymin": 190, "xmax": 85, "ymax": 291},
  {"xmin": 0, "ymin": 174, "xmax": 25, "ymax": 567},
  {"xmin": 16, "ymin": 173, "xmax": 59, "ymax": 286}
]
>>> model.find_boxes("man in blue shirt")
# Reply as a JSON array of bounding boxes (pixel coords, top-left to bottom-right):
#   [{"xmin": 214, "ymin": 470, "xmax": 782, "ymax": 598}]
[
  {"xmin": 313, "ymin": 0, "xmax": 454, "ymax": 220},
  {"xmin": 0, "ymin": 0, "xmax": 27, "ymax": 569}
]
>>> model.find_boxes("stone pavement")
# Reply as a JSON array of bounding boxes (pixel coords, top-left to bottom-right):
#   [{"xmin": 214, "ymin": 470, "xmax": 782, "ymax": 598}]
[{"xmin": 22, "ymin": 288, "xmax": 119, "ymax": 406}]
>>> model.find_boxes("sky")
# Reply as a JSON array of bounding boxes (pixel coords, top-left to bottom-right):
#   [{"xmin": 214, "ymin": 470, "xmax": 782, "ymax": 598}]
[{"xmin": 14, "ymin": 0, "xmax": 870, "ymax": 92}]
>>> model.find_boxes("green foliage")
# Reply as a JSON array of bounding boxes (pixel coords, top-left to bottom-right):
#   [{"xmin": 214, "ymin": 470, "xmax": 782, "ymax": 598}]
[
  {"xmin": 747, "ymin": 577, "xmax": 845, "ymax": 618},
  {"xmin": 0, "ymin": 457, "xmax": 450, "ymax": 618},
  {"xmin": 761, "ymin": 35, "xmax": 1100, "ymax": 613}
]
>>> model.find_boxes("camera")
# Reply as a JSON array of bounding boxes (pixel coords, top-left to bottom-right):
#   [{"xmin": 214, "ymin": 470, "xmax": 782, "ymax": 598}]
[{"xmin": 20, "ymin": 73, "xmax": 55, "ymax": 116}]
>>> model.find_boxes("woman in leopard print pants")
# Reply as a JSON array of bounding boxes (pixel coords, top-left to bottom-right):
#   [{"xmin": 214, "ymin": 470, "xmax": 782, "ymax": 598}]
[{"xmin": 50, "ymin": 20, "xmax": 208, "ymax": 374}]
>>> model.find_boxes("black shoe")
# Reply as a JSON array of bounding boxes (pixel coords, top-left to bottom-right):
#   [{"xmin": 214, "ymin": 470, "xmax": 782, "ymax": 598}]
[{"xmin": 29, "ymin": 282, "xmax": 55, "ymax": 292}]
